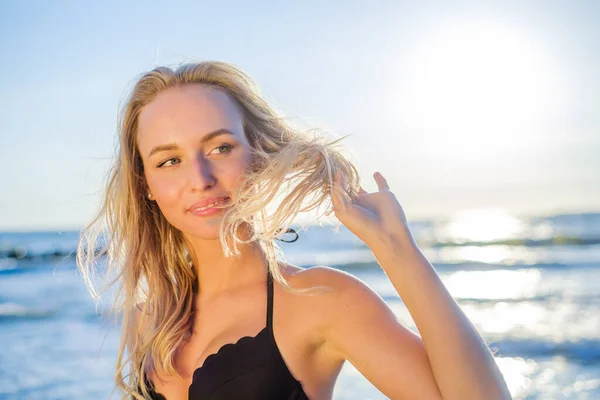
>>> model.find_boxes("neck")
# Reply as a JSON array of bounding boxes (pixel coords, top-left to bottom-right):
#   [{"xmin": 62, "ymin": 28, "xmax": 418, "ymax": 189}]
[{"xmin": 184, "ymin": 224, "xmax": 268, "ymax": 301}]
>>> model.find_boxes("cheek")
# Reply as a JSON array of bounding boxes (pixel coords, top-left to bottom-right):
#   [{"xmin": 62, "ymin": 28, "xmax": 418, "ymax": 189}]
[
  {"xmin": 223, "ymin": 158, "xmax": 251, "ymax": 188},
  {"xmin": 148, "ymin": 175, "xmax": 184, "ymax": 207}
]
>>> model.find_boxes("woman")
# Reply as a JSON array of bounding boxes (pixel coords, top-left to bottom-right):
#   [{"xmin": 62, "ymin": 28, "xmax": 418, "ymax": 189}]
[{"xmin": 77, "ymin": 61, "xmax": 511, "ymax": 400}]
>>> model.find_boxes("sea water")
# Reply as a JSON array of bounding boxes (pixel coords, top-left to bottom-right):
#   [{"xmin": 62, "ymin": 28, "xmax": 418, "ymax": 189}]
[{"xmin": 1, "ymin": 212, "xmax": 599, "ymax": 399}]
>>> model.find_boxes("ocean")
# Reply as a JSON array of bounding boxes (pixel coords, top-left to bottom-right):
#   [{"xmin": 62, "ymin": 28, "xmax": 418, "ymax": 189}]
[{"xmin": 1, "ymin": 210, "xmax": 599, "ymax": 399}]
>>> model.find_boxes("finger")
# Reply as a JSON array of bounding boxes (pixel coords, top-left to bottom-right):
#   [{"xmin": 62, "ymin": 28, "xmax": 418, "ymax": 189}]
[
  {"xmin": 334, "ymin": 170, "xmax": 342, "ymax": 185},
  {"xmin": 331, "ymin": 171, "xmax": 350, "ymax": 212},
  {"xmin": 335, "ymin": 170, "xmax": 347, "ymax": 189},
  {"xmin": 358, "ymin": 186, "xmax": 368, "ymax": 195},
  {"xmin": 334, "ymin": 171, "xmax": 350, "ymax": 197},
  {"xmin": 374, "ymin": 172, "xmax": 390, "ymax": 192}
]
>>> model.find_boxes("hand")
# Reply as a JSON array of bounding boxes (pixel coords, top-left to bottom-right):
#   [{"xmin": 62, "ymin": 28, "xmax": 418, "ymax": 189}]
[{"xmin": 330, "ymin": 171, "xmax": 417, "ymax": 253}]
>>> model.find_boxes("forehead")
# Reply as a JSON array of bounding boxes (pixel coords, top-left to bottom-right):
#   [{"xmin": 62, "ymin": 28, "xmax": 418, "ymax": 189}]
[{"xmin": 137, "ymin": 84, "xmax": 245, "ymax": 157}]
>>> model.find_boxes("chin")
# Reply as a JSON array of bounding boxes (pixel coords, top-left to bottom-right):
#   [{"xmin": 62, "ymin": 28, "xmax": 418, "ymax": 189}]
[{"xmin": 182, "ymin": 217, "xmax": 226, "ymax": 241}]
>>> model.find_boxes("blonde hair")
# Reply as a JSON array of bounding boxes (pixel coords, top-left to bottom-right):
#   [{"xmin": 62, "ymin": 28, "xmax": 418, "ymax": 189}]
[{"xmin": 76, "ymin": 61, "xmax": 360, "ymax": 399}]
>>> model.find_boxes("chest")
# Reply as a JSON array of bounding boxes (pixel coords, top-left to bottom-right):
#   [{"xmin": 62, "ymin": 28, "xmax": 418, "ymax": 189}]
[{"xmin": 147, "ymin": 290, "xmax": 337, "ymax": 399}]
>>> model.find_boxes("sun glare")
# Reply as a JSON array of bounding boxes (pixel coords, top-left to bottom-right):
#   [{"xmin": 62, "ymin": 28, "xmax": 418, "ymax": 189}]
[
  {"xmin": 442, "ymin": 207, "xmax": 525, "ymax": 243},
  {"xmin": 395, "ymin": 19, "xmax": 563, "ymax": 160}
]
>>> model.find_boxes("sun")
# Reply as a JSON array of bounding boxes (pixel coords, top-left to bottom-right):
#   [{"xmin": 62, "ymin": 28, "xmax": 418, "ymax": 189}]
[{"xmin": 394, "ymin": 19, "xmax": 563, "ymax": 162}]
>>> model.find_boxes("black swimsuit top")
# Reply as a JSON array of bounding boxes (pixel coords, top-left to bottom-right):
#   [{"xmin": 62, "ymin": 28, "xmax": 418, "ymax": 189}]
[{"xmin": 145, "ymin": 270, "xmax": 310, "ymax": 400}]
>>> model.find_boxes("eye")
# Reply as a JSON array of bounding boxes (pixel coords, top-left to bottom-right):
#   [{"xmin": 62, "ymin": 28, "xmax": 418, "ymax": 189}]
[
  {"xmin": 210, "ymin": 143, "xmax": 234, "ymax": 155},
  {"xmin": 156, "ymin": 144, "xmax": 233, "ymax": 168},
  {"xmin": 157, "ymin": 157, "xmax": 180, "ymax": 168}
]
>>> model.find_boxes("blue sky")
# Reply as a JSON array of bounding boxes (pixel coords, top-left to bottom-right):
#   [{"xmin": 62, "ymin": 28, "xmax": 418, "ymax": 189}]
[{"xmin": 1, "ymin": 1, "xmax": 599, "ymax": 230}]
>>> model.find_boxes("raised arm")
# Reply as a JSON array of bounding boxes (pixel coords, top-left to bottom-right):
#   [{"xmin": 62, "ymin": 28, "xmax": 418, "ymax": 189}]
[
  {"xmin": 326, "ymin": 170, "xmax": 511, "ymax": 400},
  {"xmin": 313, "ymin": 266, "xmax": 443, "ymax": 399}
]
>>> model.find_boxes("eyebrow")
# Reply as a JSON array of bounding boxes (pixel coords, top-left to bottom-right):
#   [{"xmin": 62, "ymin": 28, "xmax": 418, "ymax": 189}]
[{"xmin": 147, "ymin": 129, "xmax": 236, "ymax": 159}]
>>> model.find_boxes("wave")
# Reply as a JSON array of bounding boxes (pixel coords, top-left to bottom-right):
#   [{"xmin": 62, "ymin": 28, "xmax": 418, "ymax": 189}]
[
  {"xmin": 0, "ymin": 303, "xmax": 57, "ymax": 322},
  {"xmin": 2, "ymin": 233, "xmax": 600, "ymax": 262},
  {"xmin": 456, "ymin": 293, "xmax": 600, "ymax": 305},
  {"xmin": 0, "ymin": 259, "xmax": 77, "ymax": 276},
  {"xmin": 432, "ymin": 260, "xmax": 600, "ymax": 271},
  {"xmin": 377, "ymin": 293, "xmax": 566, "ymax": 305},
  {"xmin": 335, "ymin": 259, "xmax": 599, "ymax": 272},
  {"xmin": 491, "ymin": 338, "xmax": 600, "ymax": 364},
  {"xmin": 426, "ymin": 236, "xmax": 600, "ymax": 248},
  {"xmin": 379, "ymin": 291, "xmax": 600, "ymax": 306},
  {"xmin": 0, "ymin": 248, "xmax": 77, "ymax": 261}
]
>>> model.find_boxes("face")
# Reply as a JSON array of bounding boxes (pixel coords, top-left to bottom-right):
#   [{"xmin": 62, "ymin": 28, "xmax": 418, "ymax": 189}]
[{"xmin": 137, "ymin": 84, "xmax": 252, "ymax": 240}]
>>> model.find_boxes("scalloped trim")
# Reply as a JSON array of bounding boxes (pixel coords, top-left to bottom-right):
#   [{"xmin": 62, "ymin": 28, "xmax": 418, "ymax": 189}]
[{"xmin": 192, "ymin": 326, "xmax": 268, "ymax": 378}]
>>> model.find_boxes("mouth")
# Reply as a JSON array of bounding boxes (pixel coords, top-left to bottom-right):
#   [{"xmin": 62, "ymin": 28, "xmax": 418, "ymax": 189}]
[{"xmin": 188, "ymin": 196, "xmax": 231, "ymax": 216}]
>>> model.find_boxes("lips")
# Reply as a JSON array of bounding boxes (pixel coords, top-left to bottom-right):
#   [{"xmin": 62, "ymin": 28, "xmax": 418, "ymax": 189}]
[{"xmin": 188, "ymin": 196, "xmax": 230, "ymax": 212}]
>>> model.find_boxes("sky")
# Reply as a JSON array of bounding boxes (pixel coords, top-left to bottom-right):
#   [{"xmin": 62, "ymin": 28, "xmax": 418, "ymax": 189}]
[{"xmin": 0, "ymin": 0, "xmax": 599, "ymax": 231}]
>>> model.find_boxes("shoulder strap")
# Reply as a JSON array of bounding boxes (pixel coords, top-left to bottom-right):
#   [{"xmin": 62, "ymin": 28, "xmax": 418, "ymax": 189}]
[{"xmin": 266, "ymin": 269, "xmax": 274, "ymax": 329}]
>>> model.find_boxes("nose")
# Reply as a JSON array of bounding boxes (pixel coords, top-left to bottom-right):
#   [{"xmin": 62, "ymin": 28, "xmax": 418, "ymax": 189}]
[{"xmin": 189, "ymin": 155, "xmax": 216, "ymax": 191}]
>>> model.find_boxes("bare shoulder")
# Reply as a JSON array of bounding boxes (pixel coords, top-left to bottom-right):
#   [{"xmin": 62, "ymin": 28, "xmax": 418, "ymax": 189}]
[
  {"xmin": 277, "ymin": 264, "xmax": 391, "ymax": 331},
  {"xmin": 280, "ymin": 264, "xmax": 407, "ymax": 357},
  {"xmin": 282, "ymin": 264, "xmax": 381, "ymax": 302}
]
